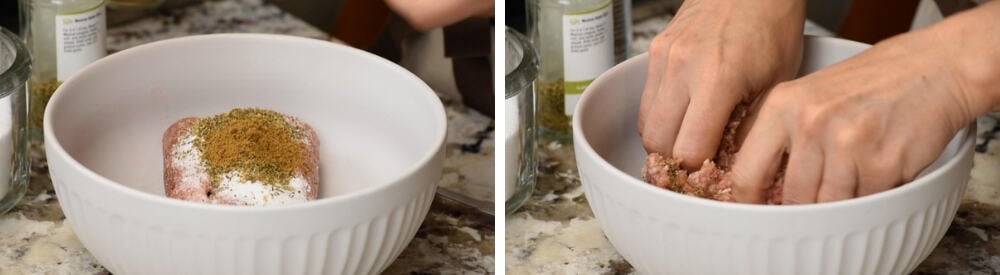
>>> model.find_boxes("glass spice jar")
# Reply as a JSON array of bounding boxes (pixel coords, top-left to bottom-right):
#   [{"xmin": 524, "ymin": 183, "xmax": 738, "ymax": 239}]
[
  {"xmin": 20, "ymin": 0, "xmax": 107, "ymax": 141},
  {"xmin": 526, "ymin": 0, "xmax": 628, "ymax": 140},
  {"xmin": 505, "ymin": 27, "xmax": 538, "ymax": 215},
  {"xmin": 0, "ymin": 27, "xmax": 32, "ymax": 215}
]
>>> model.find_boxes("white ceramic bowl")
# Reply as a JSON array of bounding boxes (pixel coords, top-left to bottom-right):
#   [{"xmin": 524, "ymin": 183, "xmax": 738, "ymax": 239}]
[
  {"xmin": 574, "ymin": 36, "xmax": 974, "ymax": 275},
  {"xmin": 44, "ymin": 34, "xmax": 446, "ymax": 274}
]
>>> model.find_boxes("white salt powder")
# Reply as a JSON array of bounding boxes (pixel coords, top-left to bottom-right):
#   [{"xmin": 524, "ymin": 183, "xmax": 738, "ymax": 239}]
[
  {"xmin": 505, "ymin": 95, "xmax": 520, "ymax": 201},
  {"xmin": 170, "ymin": 131, "xmax": 310, "ymax": 206},
  {"xmin": 173, "ymin": 134, "xmax": 210, "ymax": 202},
  {"xmin": 213, "ymin": 171, "xmax": 309, "ymax": 206},
  {"xmin": 0, "ymin": 96, "xmax": 12, "ymax": 198}
]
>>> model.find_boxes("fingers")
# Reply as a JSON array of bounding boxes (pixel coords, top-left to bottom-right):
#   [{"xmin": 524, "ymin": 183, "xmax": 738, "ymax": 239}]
[
  {"xmin": 638, "ymin": 37, "xmax": 670, "ymax": 139},
  {"xmin": 781, "ymin": 141, "xmax": 823, "ymax": 204},
  {"xmin": 850, "ymin": 137, "xmax": 897, "ymax": 197},
  {"xmin": 639, "ymin": 35, "xmax": 688, "ymax": 156},
  {"xmin": 734, "ymin": 90, "xmax": 769, "ymax": 148},
  {"xmin": 673, "ymin": 79, "xmax": 743, "ymax": 170},
  {"xmin": 856, "ymin": 163, "xmax": 899, "ymax": 197},
  {"xmin": 730, "ymin": 119, "xmax": 787, "ymax": 204},
  {"xmin": 816, "ymin": 149, "xmax": 858, "ymax": 203},
  {"xmin": 641, "ymin": 85, "xmax": 689, "ymax": 156}
]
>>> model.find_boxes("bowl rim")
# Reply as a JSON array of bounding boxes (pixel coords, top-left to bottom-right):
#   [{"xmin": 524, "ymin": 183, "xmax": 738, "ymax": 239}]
[
  {"xmin": 43, "ymin": 33, "xmax": 448, "ymax": 212},
  {"xmin": 572, "ymin": 35, "xmax": 975, "ymax": 213}
]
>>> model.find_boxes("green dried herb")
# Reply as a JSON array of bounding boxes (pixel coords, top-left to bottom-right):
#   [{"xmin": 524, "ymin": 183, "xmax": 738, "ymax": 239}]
[
  {"xmin": 28, "ymin": 79, "xmax": 62, "ymax": 137},
  {"xmin": 538, "ymin": 80, "xmax": 571, "ymax": 137}
]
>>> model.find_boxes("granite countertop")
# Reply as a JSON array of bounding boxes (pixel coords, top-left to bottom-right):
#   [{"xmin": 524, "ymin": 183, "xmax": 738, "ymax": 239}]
[
  {"xmin": 506, "ymin": 4, "xmax": 1000, "ymax": 274},
  {"xmin": 0, "ymin": 0, "xmax": 494, "ymax": 273}
]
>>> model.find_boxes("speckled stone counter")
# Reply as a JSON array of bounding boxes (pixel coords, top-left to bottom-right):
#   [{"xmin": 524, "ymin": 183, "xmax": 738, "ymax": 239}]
[
  {"xmin": 507, "ymin": 6, "xmax": 1000, "ymax": 275},
  {"xmin": 0, "ymin": 0, "xmax": 494, "ymax": 273}
]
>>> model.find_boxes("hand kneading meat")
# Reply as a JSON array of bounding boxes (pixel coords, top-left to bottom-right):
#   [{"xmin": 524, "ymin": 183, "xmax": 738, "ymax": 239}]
[{"xmin": 642, "ymin": 105, "xmax": 784, "ymax": 204}]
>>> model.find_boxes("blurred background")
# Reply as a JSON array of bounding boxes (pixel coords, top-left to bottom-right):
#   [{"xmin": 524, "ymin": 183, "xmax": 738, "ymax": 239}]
[
  {"xmin": 2, "ymin": 0, "xmax": 979, "ymax": 48},
  {"xmin": 1, "ymin": 0, "xmax": 420, "ymax": 61},
  {"xmin": 507, "ymin": 0, "xmax": 982, "ymax": 45},
  {"xmin": 3, "ymin": 0, "xmax": 347, "ymax": 30}
]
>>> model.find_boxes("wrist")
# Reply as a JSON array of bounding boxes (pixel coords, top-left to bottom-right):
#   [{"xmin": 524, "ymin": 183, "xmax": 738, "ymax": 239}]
[
  {"xmin": 749, "ymin": 0, "xmax": 807, "ymax": 25},
  {"xmin": 698, "ymin": 0, "xmax": 805, "ymax": 22},
  {"xmin": 922, "ymin": 2, "xmax": 1000, "ymax": 114}
]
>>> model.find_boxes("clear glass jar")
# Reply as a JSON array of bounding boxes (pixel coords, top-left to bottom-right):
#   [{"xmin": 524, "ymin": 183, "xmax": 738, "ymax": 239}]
[
  {"xmin": 505, "ymin": 27, "xmax": 538, "ymax": 215},
  {"xmin": 526, "ymin": 0, "xmax": 626, "ymax": 140},
  {"xmin": 21, "ymin": 0, "xmax": 106, "ymax": 141},
  {"xmin": 0, "ymin": 27, "xmax": 32, "ymax": 215}
]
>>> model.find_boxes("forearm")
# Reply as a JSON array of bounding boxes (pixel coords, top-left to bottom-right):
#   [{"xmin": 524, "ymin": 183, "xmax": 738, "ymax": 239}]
[
  {"xmin": 700, "ymin": 0, "xmax": 806, "ymax": 62},
  {"xmin": 760, "ymin": 0, "xmax": 807, "ymax": 40},
  {"xmin": 768, "ymin": 0, "xmax": 807, "ymax": 20},
  {"xmin": 720, "ymin": 0, "xmax": 806, "ymax": 27},
  {"xmin": 918, "ymin": 1, "xmax": 1000, "ymax": 114}
]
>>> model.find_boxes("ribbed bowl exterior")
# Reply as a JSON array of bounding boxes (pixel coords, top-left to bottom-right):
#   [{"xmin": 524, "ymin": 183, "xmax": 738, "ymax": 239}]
[
  {"xmin": 49, "ymin": 147, "xmax": 440, "ymax": 275},
  {"xmin": 578, "ymin": 151, "xmax": 969, "ymax": 275}
]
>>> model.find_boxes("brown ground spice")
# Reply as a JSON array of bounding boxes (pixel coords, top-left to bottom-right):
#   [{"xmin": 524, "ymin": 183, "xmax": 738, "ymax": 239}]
[{"xmin": 193, "ymin": 108, "xmax": 305, "ymax": 187}]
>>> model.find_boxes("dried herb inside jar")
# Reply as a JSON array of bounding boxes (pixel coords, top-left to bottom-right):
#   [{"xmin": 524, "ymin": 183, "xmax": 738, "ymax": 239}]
[
  {"xmin": 538, "ymin": 80, "xmax": 571, "ymax": 136},
  {"xmin": 28, "ymin": 79, "xmax": 61, "ymax": 135},
  {"xmin": 23, "ymin": 0, "xmax": 107, "ymax": 141},
  {"xmin": 192, "ymin": 108, "xmax": 307, "ymax": 187}
]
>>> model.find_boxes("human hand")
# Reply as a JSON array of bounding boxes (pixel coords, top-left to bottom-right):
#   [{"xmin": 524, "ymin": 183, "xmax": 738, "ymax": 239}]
[
  {"xmin": 730, "ymin": 31, "xmax": 984, "ymax": 204},
  {"xmin": 384, "ymin": 0, "xmax": 493, "ymax": 31},
  {"xmin": 638, "ymin": 0, "xmax": 806, "ymax": 170}
]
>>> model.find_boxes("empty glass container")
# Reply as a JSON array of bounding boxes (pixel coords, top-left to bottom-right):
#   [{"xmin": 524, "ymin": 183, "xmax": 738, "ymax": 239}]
[{"xmin": 506, "ymin": 27, "xmax": 538, "ymax": 215}]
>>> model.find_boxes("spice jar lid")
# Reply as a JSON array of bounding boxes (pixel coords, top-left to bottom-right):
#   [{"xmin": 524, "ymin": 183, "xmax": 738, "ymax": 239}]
[{"xmin": 505, "ymin": 27, "xmax": 538, "ymax": 99}]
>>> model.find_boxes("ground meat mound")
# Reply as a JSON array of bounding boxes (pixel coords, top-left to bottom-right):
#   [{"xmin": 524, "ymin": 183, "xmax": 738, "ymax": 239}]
[{"xmin": 642, "ymin": 105, "xmax": 784, "ymax": 204}]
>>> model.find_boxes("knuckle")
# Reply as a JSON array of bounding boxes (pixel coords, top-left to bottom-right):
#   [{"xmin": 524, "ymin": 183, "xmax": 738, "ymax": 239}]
[
  {"xmin": 854, "ymin": 110, "xmax": 883, "ymax": 132},
  {"xmin": 663, "ymin": 40, "xmax": 700, "ymax": 66},
  {"xmin": 728, "ymin": 165, "xmax": 748, "ymax": 185},
  {"xmin": 664, "ymin": 50, "xmax": 689, "ymax": 70},
  {"xmin": 833, "ymin": 129, "xmax": 864, "ymax": 150},
  {"xmin": 649, "ymin": 34, "xmax": 673, "ymax": 56},
  {"xmin": 729, "ymin": 165, "xmax": 758, "ymax": 191},
  {"xmin": 667, "ymin": 37, "xmax": 694, "ymax": 55},
  {"xmin": 797, "ymin": 106, "xmax": 830, "ymax": 137},
  {"xmin": 652, "ymin": 31, "xmax": 672, "ymax": 44}
]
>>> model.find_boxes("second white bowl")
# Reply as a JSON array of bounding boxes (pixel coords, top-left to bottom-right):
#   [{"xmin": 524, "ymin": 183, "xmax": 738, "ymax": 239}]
[{"xmin": 574, "ymin": 36, "xmax": 974, "ymax": 275}]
